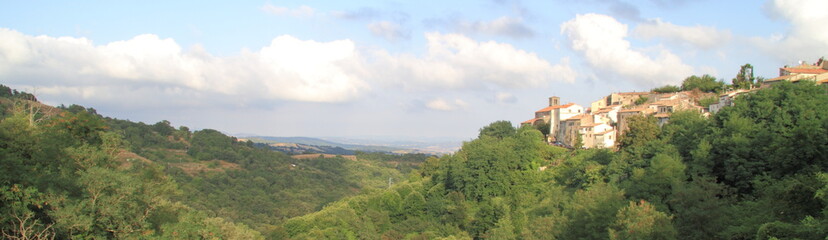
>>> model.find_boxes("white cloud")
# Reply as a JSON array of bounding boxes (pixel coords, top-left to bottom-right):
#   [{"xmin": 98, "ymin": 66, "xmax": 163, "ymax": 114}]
[
  {"xmin": 426, "ymin": 98, "xmax": 467, "ymax": 111},
  {"xmin": 560, "ymin": 13, "xmax": 694, "ymax": 87},
  {"xmin": 453, "ymin": 16, "xmax": 534, "ymax": 38},
  {"xmin": 495, "ymin": 92, "xmax": 517, "ymax": 104},
  {"xmin": 0, "ymin": 28, "xmax": 367, "ymax": 104},
  {"xmin": 368, "ymin": 21, "xmax": 410, "ymax": 41},
  {"xmin": 0, "ymin": 29, "xmax": 572, "ymax": 109},
  {"xmin": 756, "ymin": 0, "xmax": 828, "ymax": 62},
  {"xmin": 634, "ymin": 18, "xmax": 732, "ymax": 49},
  {"xmin": 370, "ymin": 32, "xmax": 576, "ymax": 89},
  {"xmin": 261, "ymin": 4, "xmax": 315, "ymax": 17}
]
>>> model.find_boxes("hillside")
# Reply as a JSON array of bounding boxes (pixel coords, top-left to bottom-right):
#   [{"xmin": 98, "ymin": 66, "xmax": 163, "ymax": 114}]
[
  {"xmin": 279, "ymin": 82, "xmax": 828, "ymax": 239},
  {"xmin": 3, "ymin": 82, "xmax": 828, "ymax": 239},
  {"xmin": 0, "ymin": 85, "xmax": 429, "ymax": 239}
]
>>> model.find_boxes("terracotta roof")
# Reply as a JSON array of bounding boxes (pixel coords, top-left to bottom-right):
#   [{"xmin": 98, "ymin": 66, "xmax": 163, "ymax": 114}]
[
  {"xmin": 595, "ymin": 107, "xmax": 615, "ymax": 113},
  {"xmin": 783, "ymin": 67, "xmax": 828, "ymax": 74},
  {"xmin": 535, "ymin": 103, "xmax": 575, "ymax": 113},
  {"xmin": 522, "ymin": 118, "xmax": 540, "ymax": 124},
  {"xmin": 654, "ymin": 113, "xmax": 671, "ymax": 118},
  {"xmin": 651, "ymin": 99, "xmax": 681, "ymax": 107}
]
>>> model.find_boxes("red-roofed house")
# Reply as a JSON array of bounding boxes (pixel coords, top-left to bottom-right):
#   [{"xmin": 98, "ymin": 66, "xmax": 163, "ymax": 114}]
[
  {"xmin": 764, "ymin": 58, "xmax": 828, "ymax": 85},
  {"xmin": 528, "ymin": 96, "xmax": 584, "ymax": 142}
]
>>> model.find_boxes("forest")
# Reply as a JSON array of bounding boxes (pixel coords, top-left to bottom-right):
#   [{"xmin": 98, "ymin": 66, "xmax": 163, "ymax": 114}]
[
  {"xmin": 0, "ymin": 84, "xmax": 426, "ymax": 239},
  {"xmin": 278, "ymin": 81, "xmax": 828, "ymax": 239},
  {"xmin": 1, "ymin": 81, "xmax": 827, "ymax": 239}
]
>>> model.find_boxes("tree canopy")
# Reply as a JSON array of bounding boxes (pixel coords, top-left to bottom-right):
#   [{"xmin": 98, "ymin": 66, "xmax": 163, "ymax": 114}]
[
  {"xmin": 732, "ymin": 63, "xmax": 758, "ymax": 89},
  {"xmin": 3, "ymin": 82, "xmax": 828, "ymax": 239},
  {"xmin": 682, "ymin": 74, "xmax": 724, "ymax": 93},
  {"xmin": 651, "ymin": 85, "xmax": 681, "ymax": 93}
]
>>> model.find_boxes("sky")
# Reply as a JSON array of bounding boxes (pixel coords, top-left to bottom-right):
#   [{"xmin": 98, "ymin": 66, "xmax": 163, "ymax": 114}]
[{"xmin": 1, "ymin": 0, "xmax": 827, "ymax": 141}]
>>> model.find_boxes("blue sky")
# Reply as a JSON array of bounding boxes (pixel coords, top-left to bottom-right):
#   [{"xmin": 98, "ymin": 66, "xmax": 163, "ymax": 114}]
[{"xmin": 1, "ymin": 0, "xmax": 826, "ymax": 141}]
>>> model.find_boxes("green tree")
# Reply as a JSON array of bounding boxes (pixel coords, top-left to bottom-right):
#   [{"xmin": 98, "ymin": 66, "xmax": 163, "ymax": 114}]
[
  {"xmin": 187, "ymin": 129, "xmax": 242, "ymax": 162},
  {"xmin": 634, "ymin": 96, "xmax": 649, "ymax": 105},
  {"xmin": 562, "ymin": 183, "xmax": 626, "ymax": 240},
  {"xmin": 651, "ymin": 85, "xmax": 681, "ymax": 93},
  {"xmin": 608, "ymin": 200, "xmax": 677, "ymax": 240},
  {"xmin": 668, "ymin": 177, "xmax": 730, "ymax": 240},
  {"xmin": 659, "ymin": 110, "xmax": 710, "ymax": 159},
  {"xmin": 152, "ymin": 120, "xmax": 175, "ymax": 136},
  {"xmin": 573, "ymin": 132, "xmax": 583, "ymax": 149},
  {"xmin": 707, "ymin": 82, "xmax": 828, "ymax": 195},
  {"xmin": 697, "ymin": 96, "xmax": 718, "ymax": 108},
  {"xmin": 470, "ymin": 199, "xmax": 506, "ymax": 238},
  {"xmin": 50, "ymin": 110, "xmax": 108, "ymax": 145},
  {"xmin": 478, "ymin": 120, "xmax": 516, "ymax": 139},
  {"xmin": 624, "ymin": 153, "xmax": 686, "ymax": 208},
  {"xmin": 402, "ymin": 191, "xmax": 426, "ymax": 217},
  {"xmin": 0, "ymin": 84, "xmax": 11, "ymax": 98},
  {"xmin": 533, "ymin": 121, "xmax": 550, "ymax": 136},
  {"xmin": 681, "ymin": 74, "xmax": 724, "ymax": 93},
  {"xmin": 486, "ymin": 210, "xmax": 516, "ymax": 240},
  {"xmin": 0, "ymin": 185, "xmax": 55, "ymax": 239},
  {"xmin": 731, "ymin": 63, "xmax": 755, "ymax": 89},
  {"xmin": 452, "ymin": 136, "xmax": 514, "ymax": 201},
  {"xmin": 618, "ymin": 115, "xmax": 660, "ymax": 150}
]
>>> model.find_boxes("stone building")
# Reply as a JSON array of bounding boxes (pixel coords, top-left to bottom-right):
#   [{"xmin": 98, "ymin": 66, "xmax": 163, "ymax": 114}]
[{"xmin": 524, "ymin": 96, "xmax": 584, "ymax": 142}]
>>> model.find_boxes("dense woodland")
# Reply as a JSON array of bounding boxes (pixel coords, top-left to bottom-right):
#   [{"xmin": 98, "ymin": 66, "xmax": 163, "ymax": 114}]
[
  {"xmin": 1, "ymin": 81, "xmax": 828, "ymax": 239},
  {"xmin": 279, "ymin": 81, "xmax": 828, "ymax": 239},
  {"xmin": 0, "ymin": 85, "xmax": 425, "ymax": 239}
]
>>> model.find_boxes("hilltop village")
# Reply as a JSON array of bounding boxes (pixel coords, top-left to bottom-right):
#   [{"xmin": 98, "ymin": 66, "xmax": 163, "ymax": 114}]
[{"xmin": 522, "ymin": 58, "xmax": 828, "ymax": 149}]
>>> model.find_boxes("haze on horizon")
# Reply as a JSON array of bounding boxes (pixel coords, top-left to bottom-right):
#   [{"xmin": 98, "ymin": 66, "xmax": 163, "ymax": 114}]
[{"xmin": 1, "ymin": 0, "xmax": 826, "ymax": 140}]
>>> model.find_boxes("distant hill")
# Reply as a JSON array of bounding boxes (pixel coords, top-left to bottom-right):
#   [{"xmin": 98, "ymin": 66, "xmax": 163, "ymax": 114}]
[
  {"xmin": 244, "ymin": 136, "xmax": 406, "ymax": 153},
  {"xmin": 257, "ymin": 142, "xmax": 355, "ymax": 155},
  {"xmin": 242, "ymin": 136, "xmax": 461, "ymax": 155}
]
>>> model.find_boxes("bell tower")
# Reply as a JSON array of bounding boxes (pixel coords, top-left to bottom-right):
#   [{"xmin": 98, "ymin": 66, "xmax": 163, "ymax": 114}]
[{"xmin": 549, "ymin": 96, "xmax": 560, "ymax": 106}]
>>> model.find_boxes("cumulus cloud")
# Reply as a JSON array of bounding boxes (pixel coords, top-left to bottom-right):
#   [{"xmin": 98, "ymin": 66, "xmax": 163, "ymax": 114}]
[
  {"xmin": 426, "ymin": 98, "xmax": 468, "ymax": 111},
  {"xmin": 560, "ymin": 13, "xmax": 693, "ymax": 86},
  {"xmin": 370, "ymin": 32, "xmax": 576, "ymax": 89},
  {"xmin": 261, "ymin": 4, "xmax": 315, "ymax": 17},
  {"xmin": 634, "ymin": 18, "xmax": 732, "ymax": 49},
  {"xmin": 0, "ymin": 29, "xmax": 573, "ymax": 109},
  {"xmin": 756, "ymin": 0, "xmax": 828, "ymax": 62},
  {"xmin": 0, "ymin": 28, "xmax": 367, "ymax": 104},
  {"xmin": 368, "ymin": 21, "xmax": 410, "ymax": 41}
]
